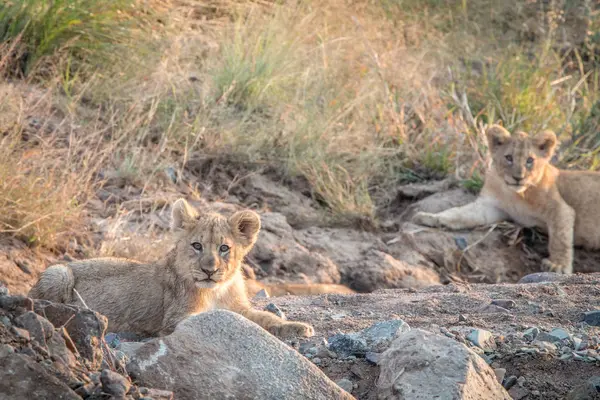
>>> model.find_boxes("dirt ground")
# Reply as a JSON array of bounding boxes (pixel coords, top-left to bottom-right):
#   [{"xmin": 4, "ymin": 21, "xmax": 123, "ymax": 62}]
[{"xmin": 255, "ymin": 273, "xmax": 600, "ymax": 399}]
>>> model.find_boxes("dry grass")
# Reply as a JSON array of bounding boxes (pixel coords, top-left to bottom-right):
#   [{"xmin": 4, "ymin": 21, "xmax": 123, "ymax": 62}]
[{"xmin": 0, "ymin": 0, "xmax": 599, "ymax": 249}]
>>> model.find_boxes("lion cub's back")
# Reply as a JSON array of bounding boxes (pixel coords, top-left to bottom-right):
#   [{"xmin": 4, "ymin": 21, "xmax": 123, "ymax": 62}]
[
  {"xmin": 558, "ymin": 170, "xmax": 600, "ymax": 248},
  {"xmin": 68, "ymin": 257, "xmax": 166, "ymax": 332}
]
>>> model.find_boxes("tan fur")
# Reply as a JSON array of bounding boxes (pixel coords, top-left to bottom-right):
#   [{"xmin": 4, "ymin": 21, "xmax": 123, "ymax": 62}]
[
  {"xmin": 29, "ymin": 199, "xmax": 314, "ymax": 338},
  {"xmin": 412, "ymin": 124, "xmax": 600, "ymax": 275}
]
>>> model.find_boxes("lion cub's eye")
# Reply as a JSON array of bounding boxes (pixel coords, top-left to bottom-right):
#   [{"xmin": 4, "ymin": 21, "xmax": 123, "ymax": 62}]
[
  {"xmin": 219, "ymin": 244, "xmax": 230, "ymax": 254},
  {"xmin": 505, "ymin": 155, "xmax": 513, "ymax": 164},
  {"xmin": 191, "ymin": 242, "xmax": 203, "ymax": 252},
  {"xmin": 526, "ymin": 157, "xmax": 534, "ymax": 167}
]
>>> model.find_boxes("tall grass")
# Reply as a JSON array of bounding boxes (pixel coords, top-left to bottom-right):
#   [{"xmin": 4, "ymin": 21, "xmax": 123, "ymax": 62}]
[
  {"xmin": 1, "ymin": 0, "xmax": 599, "ymax": 246},
  {"xmin": 0, "ymin": 0, "xmax": 151, "ymax": 76}
]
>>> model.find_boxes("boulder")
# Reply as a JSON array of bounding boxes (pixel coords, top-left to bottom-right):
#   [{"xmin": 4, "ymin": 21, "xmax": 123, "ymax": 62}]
[
  {"xmin": 0, "ymin": 351, "xmax": 80, "ymax": 400},
  {"xmin": 33, "ymin": 300, "xmax": 108, "ymax": 369},
  {"xmin": 377, "ymin": 329, "xmax": 511, "ymax": 400},
  {"xmin": 128, "ymin": 310, "xmax": 355, "ymax": 400}
]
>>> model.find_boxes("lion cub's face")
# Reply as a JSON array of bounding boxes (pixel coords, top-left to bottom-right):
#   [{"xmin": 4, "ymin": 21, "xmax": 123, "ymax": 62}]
[
  {"xmin": 170, "ymin": 199, "xmax": 261, "ymax": 289},
  {"xmin": 486, "ymin": 125, "xmax": 557, "ymax": 193}
]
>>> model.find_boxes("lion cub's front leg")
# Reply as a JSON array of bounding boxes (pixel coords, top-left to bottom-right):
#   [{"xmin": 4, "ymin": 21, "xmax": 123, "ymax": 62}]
[
  {"xmin": 542, "ymin": 203, "xmax": 575, "ymax": 275},
  {"xmin": 412, "ymin": 196, "xmax": 508, "ymax": 230},
  {"xmin": 241, "ymin": 309, "xmax": 315, "ymax": 338}
]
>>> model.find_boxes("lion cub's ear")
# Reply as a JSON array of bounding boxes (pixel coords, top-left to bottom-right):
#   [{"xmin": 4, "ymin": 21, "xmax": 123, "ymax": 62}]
[
  {"xmin": 171, "ymin": 198, "xmax": 199, "ymax": 231},
  {"xmin": 486, "ymin": 124, "xmax": 511, "ymax": 151},
  {"xmin": 533, "ymin": 130, "xmax": 558, "ymax": 158},
  {"xmin": 229, "ymin": 210, "xmax": 261, "ymax": 248}
]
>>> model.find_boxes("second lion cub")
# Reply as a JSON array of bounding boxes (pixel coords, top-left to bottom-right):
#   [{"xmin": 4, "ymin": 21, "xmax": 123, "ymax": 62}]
[{"xmin": 29, "ymin": 199, "xmax": 314, "ymax": 338}]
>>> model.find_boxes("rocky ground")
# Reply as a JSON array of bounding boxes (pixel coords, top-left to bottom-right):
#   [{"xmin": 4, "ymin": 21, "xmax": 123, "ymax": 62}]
[{"xmin": 2, "ymin": 172, "xmax": 600, "ymax": 399}]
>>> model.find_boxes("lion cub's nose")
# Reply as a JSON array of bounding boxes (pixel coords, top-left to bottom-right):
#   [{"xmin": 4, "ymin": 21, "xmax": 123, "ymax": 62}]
[
  {"xmin": 513, "ymin": 175, "xmax": 524, "ymax": 183},
  {"xmin": 202, "ymin": 267, "xmax": 217, "ymax": 276}
]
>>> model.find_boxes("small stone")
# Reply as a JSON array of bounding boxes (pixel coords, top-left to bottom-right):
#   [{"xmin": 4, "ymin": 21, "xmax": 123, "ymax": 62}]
[
  {"xmin": 518, "ymin": 272, "xmax": 562, "ymax": 284},
  {"xmin": 264, "ymin": 303, "xmax": 286, "ymax": 320},
  {"xmin": 494, "ymin": 368, "xmax": 506, "ymax": 384},
  {"xmin": 315, "ymin": 346, "xmax": 336, "ymax": 359},
  {"xmin": 328, "ymin": 319, "xmax": 409, "ymax": 357},
  {"xmin": 537, "ymin": 328, "xmax": 571, "ymax": 344},
  {"xmin": 74, "ymin": 382, "xmax": 97, "ymax": 397},
  {"xmin": 523, "ymin": 327, "xmax": 540, "ymax": 341},
  {"xmin": 254, "ymin": 289, "xmax": 270, "ymax": 299},
  {"xmin": 15, "ymin": 311, "xmax": 54, "ymax": 344},
  {"xmin": 0, "ymin": 284, "xmax": 8, "ymax": 296},
  {"xmin": 138, "ymin": 388, "xmax": 174, "ymax": 400},
  {"xmin": 312, "ymin": 357, "xmax": 322, "ymax": 365},
  {"xmin": 531, "ymin": 390, "xmax": 540, "ymax": 396},
  {"xmin": 532, "ymin": 340, "xmax": 558, "ymax": 353},
  {"xmin": 517, "ymin": 376, "xmax": 526, "ymax": 386},
  {"xmin": 509, "ymin": 385, "xmax": 529, "ymax": 400},
  {"xmin": 491, "ymin": 299, "xmax": 516, "ymax": 309},
  {"xmin": 458, "ymin": 314, "xmax": 468, "ymax": 322},
  {"xmin": 105, "ymin": 333, "xmax": 120, "ymax": 348},
  {"xmin": 100, "ymin": 369, "xmax": 130, "ymax": 397},
  {"xmin": 0, "ymin": 316, "xmax": 11, "ymax": 327},
  {"xmin": 573, "ymin": 337, "xmax": 584, "ymax": 351},
  {"xmin": 328, "ymin": 335, "xmax": 367, "ymax": 357},
  {"xmin": 0, "ymin": 344, "xmax": 15, "ymax": 357},
  {"xmin": 336, "ymin": 378, "xmax": 353, "ymax": 393},
  {"xmin": 455, "ymin": 237, "xmax": 468, "ymax": 250},
  {"xmin": 365, "ymin": 351, "xmax": 380, "ymax": 365},
  {"xmin": 581, "ymin": 311, "xmax": 600, "ymax": 327},
  {"xmin": 11, "ymin": 326, "xmax": 30, "ymax": 341},
  {"xmin": 466, "ymin": 329, "xmax": 497, "ymax": 351},
  {"xmin": 503, "ymin": 375, "xmax": 518, "ymax": 390},
  {"xmin": 164, "ymin": 167, "xmax": 178, "ymax": 184},
  {"xmin": 478, "ymin": 304, "xmax": 511, "ymax": 314}
]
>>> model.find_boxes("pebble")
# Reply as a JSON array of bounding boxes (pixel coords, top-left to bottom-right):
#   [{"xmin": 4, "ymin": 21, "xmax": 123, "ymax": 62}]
[
  {"xmin": 312, "ymin": 357, "xmax": 322, "ymax": 365},
  {"xmin": 478, "ymin": 304, "xmax": 511, "ymax": 314},
  {"xmin": 494, "ymin": 368, "xmax": 506, "ymax": 384},
  {"xmin": 0, "ymin": 344, "xmax": 15, "ymax": 357},
  {"xmin": 537, "ymin": 328, "xmax": 571, "ymax": 344},
  {"xmin": 509, "ymin": 386, "xmax": 530, "ymax": 400},
  {"xmin": 503, "ymin": 375, "xmax": 518, "ymax": 390},
  {"xmin": 518, "ymin": 272, "xmax": 561, "ymax": 284},
  {"xmin": 573, "ymin": 337, "xmax": 584, "ymax": 350},
  {"xmin": 491, "ymin": 299, "xmax": 516, "ymax": 309},
  {"xmin": 581, "ymin": 311, "xmax": 600, "ymax": 327},
  {"xmin": 466, "ymin": 329, "xmax": 497, "ymax": 351},
  {"xmin": 365, "ymin": 351, "xmax": 380, "ymax": 365},
  {"xmin": 100, "ymin": 369, "xmax": 130, "ymax": 397},
  {"xmin": 0, "ymin": 285, "xmax": 8, "ymax": 296},
  {"xmin": 0, "ymin": 316, "xmax": 11, "ymax": 327},
  {"xmin": 11, "ymin": 326, "xmax": 30, "ymax": 341},
  {"xmin": 458, "ymin": 314, "xmax": 468, "ymax": 322},
  {"xmin": 532, "ymin": 340, "xmax": 558, "ymax": 353},
  {"xmin": 264, "ymin": 303, "xmax": 286, "ymax": 320},
  {"xmin": 336, "ymin": 378, "xmax": 353, "ymax": 393},
  {"xmin": 328, "ymin": 319, "xmax": 410, "ymax": 357},
  {"xmin": 523, "ymin": 327, "xmax": 540, "ymax": 341},
  {"xmin": 254, "ymin": 289, "xmax": 270, "ymax": 299}
]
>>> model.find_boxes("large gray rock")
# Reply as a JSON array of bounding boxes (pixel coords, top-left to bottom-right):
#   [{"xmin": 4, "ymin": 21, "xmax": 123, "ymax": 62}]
[
  {"xmin": 128, "ymin": 310, "xmax": 355, "ymax": 400},
  {"xmin": 377, "ymin": 329, "xmax": 510, "ymax": 400},
  {"xmin": 0, "ymin": 351, "xmax": 80, "ymax": 400}
]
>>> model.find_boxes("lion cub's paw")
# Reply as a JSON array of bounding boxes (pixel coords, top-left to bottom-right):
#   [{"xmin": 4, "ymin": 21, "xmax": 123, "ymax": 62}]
[
  {"xmin": 412, "ymin": 211, "xmax": 440, "ymax": 228},
  {"xmin": 271, "ymin": 322, "xmax": 315, "ymax": 338},
  {"xmin": 541, "ymin": 258, "xmax": 572, "ymax": 275}
]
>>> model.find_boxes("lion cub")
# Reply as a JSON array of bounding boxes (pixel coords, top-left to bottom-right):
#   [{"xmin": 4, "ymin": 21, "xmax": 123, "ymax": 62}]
[
  {"xmin": 412, "ymin": 125, "xmax": 600, "ymax": 275},
  {"xmin": 29, "ymin": 199, "xmax": 314, "ymax": 338}
]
